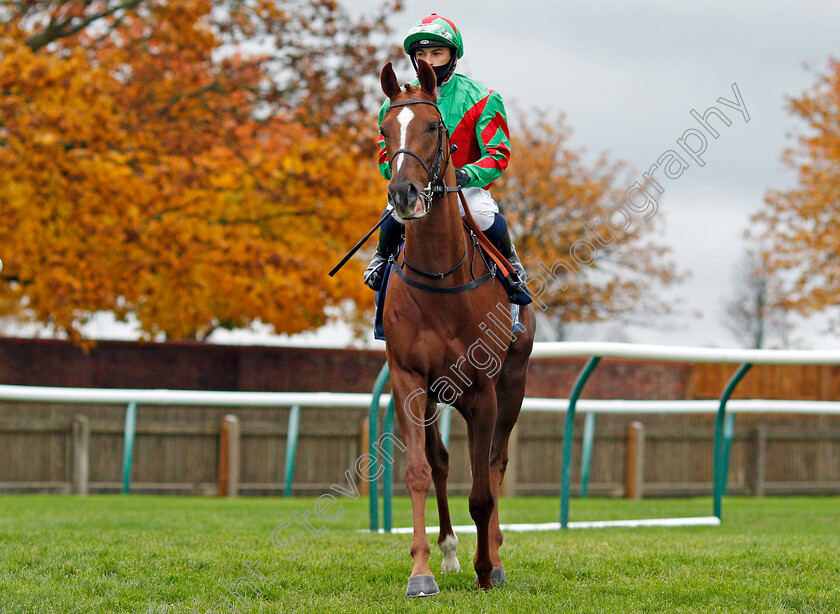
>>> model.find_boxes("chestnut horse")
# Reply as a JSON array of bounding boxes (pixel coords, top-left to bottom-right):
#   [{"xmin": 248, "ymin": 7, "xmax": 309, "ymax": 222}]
[{"xmin": 379, "ymin": 60, "xmax": 535, "ymax": 597}]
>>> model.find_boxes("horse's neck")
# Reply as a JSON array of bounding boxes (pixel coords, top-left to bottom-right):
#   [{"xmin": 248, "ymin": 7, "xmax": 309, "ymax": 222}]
[{"xmin": 403, "ymin": 193, "xmax": 464, "ymax": 271}]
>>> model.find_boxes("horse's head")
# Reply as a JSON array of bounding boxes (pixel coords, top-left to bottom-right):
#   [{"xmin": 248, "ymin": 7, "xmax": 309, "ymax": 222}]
[{"xmin": 380, "ymin": 60, "xmax": 448, "ymax": 220}]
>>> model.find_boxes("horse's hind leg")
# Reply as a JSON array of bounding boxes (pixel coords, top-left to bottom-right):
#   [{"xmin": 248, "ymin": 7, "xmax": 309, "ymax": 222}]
[
  {"xmin": 488, "ymin": 305, "xmax": 534, "ymax": 580},
  {"xmin": 463, "ymin": 390, "xmax": 497, "ymax": 590},
  {"xmin": 487, "ymin": 394, "xmax": 519, "ymax": 579},
  {"xmin": 425, "ymin": 409, "xmax": 459, "ymax": 573}
]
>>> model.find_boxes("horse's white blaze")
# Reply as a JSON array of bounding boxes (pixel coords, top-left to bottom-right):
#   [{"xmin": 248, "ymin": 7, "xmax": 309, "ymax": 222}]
[
  {"xmin": 394, "ymin": 107, "xmax": 415, "ymax": 172},
  {"xmin": 439, "ymin": 534, "xmax": 460, "ymax": 573}
]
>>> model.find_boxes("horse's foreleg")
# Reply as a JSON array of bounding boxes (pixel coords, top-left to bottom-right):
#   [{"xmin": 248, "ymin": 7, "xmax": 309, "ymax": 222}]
[
  {"xmin": 425, "ymin": 412, "xmax": 459, "ymax": 573},
  {"xmin": 465, "ymin": 391, "xmax": 497, "ymax": 590},
  {"xmin": 391, "ymin": 377, "xmax": 438, "ymax": 597}
]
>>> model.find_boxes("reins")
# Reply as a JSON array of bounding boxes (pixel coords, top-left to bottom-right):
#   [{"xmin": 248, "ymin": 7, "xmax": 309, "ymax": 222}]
[{"xmin": 384, "ymin": 96, "xmax": 487, "ymax": 292}]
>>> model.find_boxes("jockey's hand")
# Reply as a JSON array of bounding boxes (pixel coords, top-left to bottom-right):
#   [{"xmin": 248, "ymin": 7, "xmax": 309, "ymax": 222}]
[{"xmin": 455, "ymin": 168, "xmax": 470, "ymax": 188}]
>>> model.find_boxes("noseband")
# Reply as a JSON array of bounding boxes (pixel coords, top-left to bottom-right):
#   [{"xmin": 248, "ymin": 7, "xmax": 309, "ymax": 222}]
[{"xmin": 385, "ymin": 99, "xmax": 460, "ymax": 217}]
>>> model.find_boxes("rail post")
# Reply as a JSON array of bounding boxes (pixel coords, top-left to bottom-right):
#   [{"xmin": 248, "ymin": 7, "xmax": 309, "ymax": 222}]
[
  {"xmin": 382, "ymin": 397, "xmax": 396, "ymax": 533},
  {"xmin": 713, "ymin": 363, "xmax": 751, "ymax": 520},
  {"xmin": 283, "ymin": 405, "xmax": 301, "ymax": 497},
  {"xmin": 560, "ymin": 356, "xmax": 601, "ymax": 529},
  {"xmin": 71, "ymin": 415, "xmax": 90, "ymax": 496},
  {"xmin": 440, "ymin": 404, "xmax": 453, "ymax": 448},
  {"xmin": 369, "ymin": 362, "xmax": 390, "ymax": 532},
  {"xmin": 218, "ymin": 415, "xmax": 241, "ymax": 498},
  {"xmin": 122, "ymin": 401, "xmax": 138, "ymax": 494},
  {"xmin": 580, "ymin": 412, "xmax": 596, "ymax": 498},
  {"xmin": 625, "ymin": 421, "xmax": 645, "ymax": 500}
]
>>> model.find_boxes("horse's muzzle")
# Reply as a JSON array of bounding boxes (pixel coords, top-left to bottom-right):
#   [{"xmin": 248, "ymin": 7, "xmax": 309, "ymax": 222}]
[{"xmin": 388, "ymin": 180, "xmax": 428, "ymax": 220}]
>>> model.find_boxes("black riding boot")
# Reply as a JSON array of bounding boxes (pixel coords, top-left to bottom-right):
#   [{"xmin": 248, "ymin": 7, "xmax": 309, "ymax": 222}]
[
  {"xmin": 483, "ymin": 213, "xmax": 532, "ymax": 306},
  {"xmin": 363, "ymin": 211, "xmax": 404, "ymax": 291}
]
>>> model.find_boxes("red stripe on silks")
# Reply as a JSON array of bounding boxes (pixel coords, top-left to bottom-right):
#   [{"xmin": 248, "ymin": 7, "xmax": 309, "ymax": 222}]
[
  {"xmin": 484, "ymin": 139, "xmax": 511, "ymax": 163},
  {"xmin": 449, "ymin": 95, "xmax": 491, "ymax": 167},
  {"xmin": 481, "ymin": 111, "xmax": 510, "ymax": 144},
  {"xmin": 377, "ymin": 137, "xmax": 388, "ymax": 165},
  {"xmin": 475, "ymin": 152, "xmax": 509, "ymax": 173}
]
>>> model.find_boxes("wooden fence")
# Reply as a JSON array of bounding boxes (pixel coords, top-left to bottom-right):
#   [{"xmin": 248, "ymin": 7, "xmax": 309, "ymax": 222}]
[{"xmin": 2, "ymin": 401, "xmax": 839, "ymax": 497}]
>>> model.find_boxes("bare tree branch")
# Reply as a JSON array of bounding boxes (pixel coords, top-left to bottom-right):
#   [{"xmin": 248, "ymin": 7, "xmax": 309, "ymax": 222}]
[{"xmin": 25, "ymin": 0, "xmax": 145, "ymax": 51}]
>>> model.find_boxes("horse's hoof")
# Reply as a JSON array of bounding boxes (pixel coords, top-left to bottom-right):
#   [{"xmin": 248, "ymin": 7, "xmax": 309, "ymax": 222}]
[
  {"xmin": 405, "ymin": 575, "xmax": 440, "ymax": 598},
  {"xmin": 475, "ymin": 568, "xmax": 507, "ymax": 588},
  {"xmin": 491, "ymin": 567, "xmax": 507, "ymax": 586}
]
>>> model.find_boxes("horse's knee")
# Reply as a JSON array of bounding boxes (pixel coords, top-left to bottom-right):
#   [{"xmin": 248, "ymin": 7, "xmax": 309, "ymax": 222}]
[
  {"xmin": 490, "ymin": 450, "xmax": 508, "ymax": 474},
  {"xmin": 469, "ymin": 492, "xmax": 494, "ymax": 524},
  {"xmin": 406, "ymin": 459, "xmax": 432, "ymax": 494}
]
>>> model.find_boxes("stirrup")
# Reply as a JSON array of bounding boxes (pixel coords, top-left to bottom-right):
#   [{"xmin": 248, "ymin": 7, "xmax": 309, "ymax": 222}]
[{"xmin": 364, "ymin": 252, "xmax": 389, "ymax": 291}]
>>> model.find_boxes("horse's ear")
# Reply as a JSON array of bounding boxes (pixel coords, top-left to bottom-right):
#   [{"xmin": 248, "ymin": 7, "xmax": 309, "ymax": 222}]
[
  {"xmin": 417, "ymin": 59, "xmax": 437, "ymax": 96},
  {"xmin": 380, "ymin": 62, "xmax": 401, "ymax": 100}
]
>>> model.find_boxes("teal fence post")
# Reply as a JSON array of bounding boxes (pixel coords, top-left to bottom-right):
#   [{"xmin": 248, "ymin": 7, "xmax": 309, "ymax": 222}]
[
  {"xmin": 122, "ymin": 401, "xmax": 138, "ymax": 494},
  {"xmin": 369, "ymin": 362, "xmax": 390, "ymax": 532},
  {"xmin": 713, "ymin": 363, "xmax": 752, "ymax": 520},
  {"xmin": 283, "ymin": 405, "xmax": 301, "ymax": 497},
  {"xmin": 723, "ymin": 411, "xmax": 735, "ymax": 496},
  {"xmin": 383, "ymin": 397, "xmax": 396, "ymax": 533},
  {"xmin": 560, "ymin": 357, "xmax": 601, "ymax": 528},
  {"xmin": 440, "ymin": 404, "xmax": 453, "ymax": 448},
  {"xmin": 580, "ymin": 412, "xmax": 596, "ymax": 498}
]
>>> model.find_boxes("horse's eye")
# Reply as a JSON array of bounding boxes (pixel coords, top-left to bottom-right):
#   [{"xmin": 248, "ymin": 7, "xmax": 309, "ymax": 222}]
[{"xmin": 427, "ymin": 122, "xmax": 438, "ymax": 133}]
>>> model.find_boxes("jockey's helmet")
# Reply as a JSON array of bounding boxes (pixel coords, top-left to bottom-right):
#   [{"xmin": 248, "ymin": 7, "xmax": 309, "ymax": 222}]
[{"xmin": 404, "ymin": 13, "xmax": 463, "ymax": 84}]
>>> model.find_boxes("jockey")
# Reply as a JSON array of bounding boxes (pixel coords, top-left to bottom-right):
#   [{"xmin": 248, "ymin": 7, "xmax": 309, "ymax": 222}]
[{"xmin": 364, "ymin": 13, "xmax": 530, "ymax": 305}]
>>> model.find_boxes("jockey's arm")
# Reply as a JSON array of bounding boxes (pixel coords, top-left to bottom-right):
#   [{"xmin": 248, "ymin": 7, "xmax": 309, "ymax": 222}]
[
  {"xmin": 377, "ymin": 99, "xmax": 393, "ymax": 180},
  {"xmin": 458, "ymin": 90, "xmax": 511, "ymax": 189}
]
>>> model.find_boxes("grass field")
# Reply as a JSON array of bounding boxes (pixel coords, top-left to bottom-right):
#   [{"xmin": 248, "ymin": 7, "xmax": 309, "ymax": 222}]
[{"xmin": 0, "ymin": 495, "xmax": 838, "ymax": 613}]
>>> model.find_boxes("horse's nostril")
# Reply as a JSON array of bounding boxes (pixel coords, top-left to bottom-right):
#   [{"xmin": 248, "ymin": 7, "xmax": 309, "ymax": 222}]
[
  {"xmin": 405, "ymin": 183, "xmax": 419, "ymax": 203},
  {"xmin": 387, "ymin": 183, "xmax": 405, "ymax": 209}
]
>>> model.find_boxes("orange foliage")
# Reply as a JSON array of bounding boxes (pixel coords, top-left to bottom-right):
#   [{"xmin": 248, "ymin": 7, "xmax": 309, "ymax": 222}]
[
  {"xmin": 0, "ymin": 1, "xmax": 401, "ymax": 340},
  {"xmin": 752, "ymin": 57, "xmax": 840, "ymax": 329},
  {"xmin": 494, "ymin": 112, "xmax": 683, "ymax": 327}
]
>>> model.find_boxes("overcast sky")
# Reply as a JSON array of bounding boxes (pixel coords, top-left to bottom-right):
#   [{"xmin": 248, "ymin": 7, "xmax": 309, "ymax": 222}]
[{"xmin": 317, "ymin": 0, "xmax": 840, "ymax": 350}]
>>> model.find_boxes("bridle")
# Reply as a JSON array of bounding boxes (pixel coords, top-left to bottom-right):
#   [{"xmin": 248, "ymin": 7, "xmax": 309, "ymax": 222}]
[
  {"xmin": 384, "ymin": 98, "xmax": 461, "ymax": 219},
  {"xmin": 382, "ymin": 97, "xmax": 495, "ymax": 294}
]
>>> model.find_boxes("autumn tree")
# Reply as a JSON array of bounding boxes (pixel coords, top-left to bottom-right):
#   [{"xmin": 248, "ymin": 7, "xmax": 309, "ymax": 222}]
[
  {"xmin": 0, "ymin": 0, "xmax": 401, "ymax": 341},
  {"xmin": 720, "ymin": 250, "xmax": 793, "ymax": 349},
  {"xmin": 493, "ymin": 112, "xmax": 683, "ymax": 338},
  {"xmin": 752, "ymin": 57, "xmax": 840, "ymax": 332}
]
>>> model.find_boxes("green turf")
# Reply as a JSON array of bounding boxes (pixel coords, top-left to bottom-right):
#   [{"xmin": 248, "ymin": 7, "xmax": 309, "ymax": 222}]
[{"xmin": 0, "ymin": 495, "xmax": 837, "ymax": 613}]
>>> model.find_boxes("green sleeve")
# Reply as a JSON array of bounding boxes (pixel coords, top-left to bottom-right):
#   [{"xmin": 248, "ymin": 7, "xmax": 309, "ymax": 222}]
[
  {"xmin": 377, "ymin": 99, "xmax": 391, "ymax": 180},
  {"xmin": 461, "ymin": 90, "xmax": 511, "ymax": 188}
]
